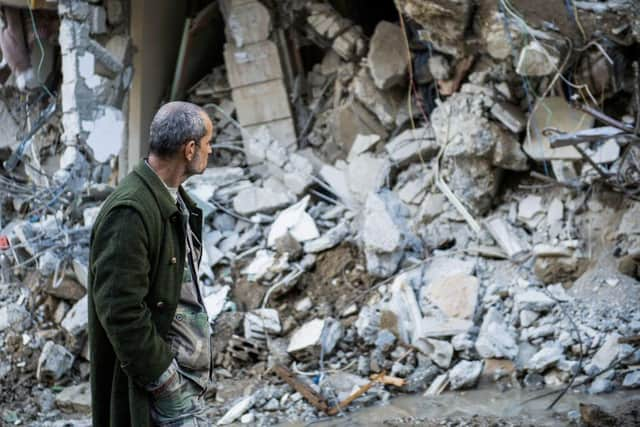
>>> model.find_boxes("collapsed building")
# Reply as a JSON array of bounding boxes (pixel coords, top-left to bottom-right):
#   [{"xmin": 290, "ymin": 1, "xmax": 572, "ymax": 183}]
[{"xmin": 0, "ymin": 0, "xmax": 640, "ymax": 425}]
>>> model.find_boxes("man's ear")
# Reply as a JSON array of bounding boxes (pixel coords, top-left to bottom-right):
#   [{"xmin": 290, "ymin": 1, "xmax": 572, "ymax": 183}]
[{"xmin": 184, "ymin": 140, "xmax": 196, "ymax": 161}]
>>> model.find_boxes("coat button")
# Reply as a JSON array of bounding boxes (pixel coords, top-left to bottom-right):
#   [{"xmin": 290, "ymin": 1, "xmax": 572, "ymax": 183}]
[
  {"xmin": 170, "ymin": 256, "xmax": 177, "ymax": 264},
  {"xmin": 156, "ymin": 301, "xmax": 165, "ymax": 309}
]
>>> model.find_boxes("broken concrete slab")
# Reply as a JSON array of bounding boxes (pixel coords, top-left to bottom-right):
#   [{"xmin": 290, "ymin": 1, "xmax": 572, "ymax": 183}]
[
  {"xmin": 303, "ymin": 222, "xmax": 350, "ymax": 254},
  {"xmin": 362, "ymin": 190, "xmax": 416, "ymax": 277},
  {"xmin": 385, "ymin": 127, "xmax": 438, "ymax": 166},
  {"xmin": 584, "ymin": 333, "xmax": 621, "ymax": 376},
  {"xmin": 232, "ymin": 185, "xmax": 294, "ymax": 216},
  {"xmin": 492, "ymin": 129, "xmax": 529, "ymax": 171},
  {"xmin": 416, "ymin": 193, "xmax": 447, "ymax": 225},
  {"xmin": 267, "ymin": 196, "xmax": 319, "ymax": 247},
  {"xmin": 525, "ymin": 344, "xmax": 565, "ymax": 372},
  {"xmin": 475, "ymin": 307, "xmax": 518, "ymax": 360},
  {"xmin": 319, "ymin": 163, "xmax": 356, "ymax": 207},
  {"xmin": 0, "ymin": 304, "xmax": 31, "ymax": 332},
  {"xmin": 347, "ymin": 134, "xmax": 381, "ymax": 162},
  {"xmin": 37, "ymin": 341, "xmax": 75, "ymax": 383},
  {"xmin": 514, "ymin": 290, "xmax": 556, "ymax": 313},
  {"xmin": 490, "ymin": 102, "xmax": 526, "ymax": 134},
  {"xmin": 419, "ymin": 317, "xmax": 474, "ymax": 338},
  {"xmin": 347, "ymin": 153, "xmax": 389, "ymax": 203},
  {"xmin": 449, "ymin": 360, "xmax": 483, "ymax": 390},
  {"xmin": 484, "ymin": 217, "xmax": 530, "ymax": 258},
  {"xmin": 424, "ymin": 273, "xmax": 479, "ymax": 320},
  {"xmin": 367, "ymin": 21, "xmax": 406, "ymax": 90},
  {"xmin": 416, "ymin": 338, "xmax": 453, "ymax": 369},
  {"xmin": 352, "ymin": 67, "xmax": 403, "ymax": 129},
  {"xmin": 55, "ymin": 382, "xmax": 91, "ymax": 414},
  {"xmin": 385, "ymin": 272, "xmax": 424, "ymax": 345},
  {"xmin": 287, "ymin": 318, "xmax": 343, "ymax": 359},
  {"xmin": 61, "ymin": 295, "xmax": 88, "ymax": 337},
  {"xmin": 332, "ymin": 97, "xmax": 388, "ymax": 153}
]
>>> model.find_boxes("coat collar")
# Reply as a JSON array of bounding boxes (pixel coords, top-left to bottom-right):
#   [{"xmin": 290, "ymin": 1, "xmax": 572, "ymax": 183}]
[
  {"xmin": 133, "ymin": 160, "xmax": 179, "ymax": 220},
  {"xmin": 132, "ymin": 160, "xmax": 203, "ymax": 220}
]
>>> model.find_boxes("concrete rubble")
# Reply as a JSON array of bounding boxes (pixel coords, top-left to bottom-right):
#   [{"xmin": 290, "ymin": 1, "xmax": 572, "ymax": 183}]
[{"xmin": 1, "ymin": 0, "xmax": 640, "ymax": 425}]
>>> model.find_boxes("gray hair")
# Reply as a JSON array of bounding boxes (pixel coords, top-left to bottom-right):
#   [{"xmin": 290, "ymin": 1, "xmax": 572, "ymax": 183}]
[{"xmin": 149, "ymin": 101, "xmax": 208, "ymax": 157}]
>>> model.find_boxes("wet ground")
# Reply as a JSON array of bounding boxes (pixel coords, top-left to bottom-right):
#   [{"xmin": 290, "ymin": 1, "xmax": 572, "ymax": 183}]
[{"xmin": 284, "ymin": 387, "xmax": 640, "ymax": 427}]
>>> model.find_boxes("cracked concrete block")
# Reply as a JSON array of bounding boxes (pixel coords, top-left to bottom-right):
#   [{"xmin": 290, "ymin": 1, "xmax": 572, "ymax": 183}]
[{"xmin": 367, "ymin": 21, "xmax": 407, "ymax": 90}]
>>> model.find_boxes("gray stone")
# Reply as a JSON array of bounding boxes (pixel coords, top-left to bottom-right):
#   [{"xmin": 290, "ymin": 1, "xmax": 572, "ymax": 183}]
[
  {"xmin": 367, "ymin": 21, "xmax": 407, "ymax": 90},
  {"xmin": 420, "ymin": 316, "xmax": 473, "ymax": 338},
  {"xmin": 351, "ymin": 68, "xmax": 403, "ymax": 129},
  {"xmin": 522, "ymin": 324, "xmax": 555, "ymax": 341},
  {"xmin": 232, "ymin": 185, "xmax": 293, "ymax": 216},
  {"xmin": 519, "ymin": 310, "xmax": 540, "ymax": 328},
  {"xmin": 375, "ymin": 329, "xmax": 397, "ymax": 353},
  {"xmin": 588, "ymin": 377, "xmax": 614, "ymax": 394},
  {"xmin": 475, "ymin": 308, "xmax": 518, "ymax": 360},
  {"xmin": 347, "ymin": 153, "xmax": 389, "ymax": 203},
  {"xmin": 357, "ymin": 355, "xmax": 370, "ymax": 377},
  {"xmin": 404, "ymin": 365, "xmax": 440, "ymax": 392},
  {"xmin": 430, "ymin": 92, "xmax": 501, "ymax": 214},
  {"xmin": 355, "ymin": 306, "xmax": 381, "ymax": 344},
  {"xmin": 492, "ymin": 129, "xmax": 529, "ymax": 171},
  {"xmin": 514, "ymin": 290, "xmax": 555, "ymax": 313},
  {"xmin": 417, "ymin": 338, "xmax": 453, "ymax": 369},
  {"xmin": 0, "ymin": 304, "xmax": 31, "ymax": 332},
  {"xmin": 391, "ymin": 362, "xmax": 414, "ymax": 378},
  {"xmin": 348, "ymin": 134, "xmax": 381, "ymax": 162},
  {"xmin": 332, "ymin": 26, "xmax": 366, "ymax": 61},
  {"xmin": 416, "ymin": 193, "xmax": 446, "ymax": 225},
  {"xmin": 362, "ymin": 190, "xmax": 416, "ymax": 277},
  {"xmin": 55, "ymin": 382, "xmax": 91, "ymax": 414},
  {"xmin": 584, "ymin": 333, "xmax": 621, "ymax": 376},
  {"xmin": 385, "ymin": 127, "xmax": 438, "ymax": 166},
  {"xmin": 449, "ymin": 360, "xmax": 483, "ymax": 390},
  {"xmin": 623, "ymin": 371, "xmax": 640, "ymax": 388},
  {"xmin": 37, "ymin": 341, "xmax": 75, "ymax": 383},
  {"xmin": 61, "ymin": 295, "xmax": 89, "ymax": 337},
  {"xmin": 303, "ymin": 222, "xmax": 350, "ymax": 254},
  {"xmin": 525, "ymin": 344, "xmax": 564, "ymax": 372},
  {"xmin": 490, "ymin": 102, "xmax": 526, "ymax": 134},
  {"xmin": 333, "ymin": 98, "xmax": 388, "ymax": 153}
]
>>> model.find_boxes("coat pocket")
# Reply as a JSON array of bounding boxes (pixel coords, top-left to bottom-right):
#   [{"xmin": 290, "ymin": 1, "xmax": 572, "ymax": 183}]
[{"xmin": 166, "ymin": 307, "xmax": 211, "ymax": 372}]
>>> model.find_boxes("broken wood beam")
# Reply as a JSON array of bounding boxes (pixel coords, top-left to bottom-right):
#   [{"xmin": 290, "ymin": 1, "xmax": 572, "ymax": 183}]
[{"xmin": 272, "ymin": 365, "xmax": 331, "ymax": 414}]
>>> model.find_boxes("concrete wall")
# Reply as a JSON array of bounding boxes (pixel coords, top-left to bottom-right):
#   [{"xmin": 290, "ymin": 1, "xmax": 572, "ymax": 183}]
[{"xmin": 128, "ymin": 0, "xmax": 187, "ymax": 170}]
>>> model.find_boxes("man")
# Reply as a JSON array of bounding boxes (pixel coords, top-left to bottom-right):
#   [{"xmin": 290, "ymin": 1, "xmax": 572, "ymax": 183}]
[{"xmin": 88, "ymin": 101, "xmax": 214, "ymax": 426}]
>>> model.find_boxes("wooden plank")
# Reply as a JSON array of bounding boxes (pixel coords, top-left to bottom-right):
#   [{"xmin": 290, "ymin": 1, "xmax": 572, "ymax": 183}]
[{"xmin": 273, "ymin": 365, "xmax": 331, "ymax": 414}]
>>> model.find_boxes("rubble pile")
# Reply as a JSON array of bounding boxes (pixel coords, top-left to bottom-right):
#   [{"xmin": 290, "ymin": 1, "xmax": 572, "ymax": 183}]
[{"xmin": 1, "ymin": 0, "xmax": 640, "ymax": 425}]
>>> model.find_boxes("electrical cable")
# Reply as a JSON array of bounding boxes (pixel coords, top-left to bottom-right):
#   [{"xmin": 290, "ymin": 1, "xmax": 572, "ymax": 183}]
[{"xmin": 26, "ymin": 2, "xmax": 55, "ymax": 100}]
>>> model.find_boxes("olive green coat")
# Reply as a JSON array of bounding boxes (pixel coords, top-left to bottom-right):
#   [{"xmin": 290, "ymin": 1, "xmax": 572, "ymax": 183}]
[{"xmin": 87, "ymin": 160, "xmax": 203, "ymax": 427}]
